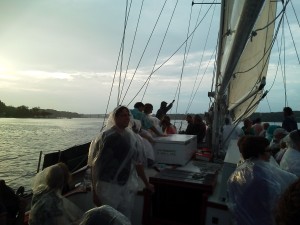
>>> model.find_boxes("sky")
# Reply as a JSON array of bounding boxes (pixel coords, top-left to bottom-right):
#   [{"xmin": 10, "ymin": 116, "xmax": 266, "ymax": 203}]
[{"xmin": 0, "ymin": 0, "xmax": 299, "ymax": 115}]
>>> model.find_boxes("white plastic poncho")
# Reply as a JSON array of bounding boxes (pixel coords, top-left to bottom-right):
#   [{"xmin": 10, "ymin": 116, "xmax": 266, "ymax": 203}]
[
  {"xmin": 130, "ymin": 119, "xmax": 152, "ymax": 166},
  {"xmin": 280, "ymin": 131, "xmax": 300, "ymax": 177},
  {"xmin": 227, "ymin": 159, "xmax": 297, "ymax": 225},
  {"xmin": 29, "ymin": 164, "xmax": 83, "ymax": 225},
  {"xmin": 79, "ymin": 205, "xmax": 131, "ymax": 225},
  {"xmin": 91, "ymin": 106, "xmax": 144, "ymax": 219},
  {"xmin": 280, "ymin": 148, "xmax": 300, "ymax": 176}
]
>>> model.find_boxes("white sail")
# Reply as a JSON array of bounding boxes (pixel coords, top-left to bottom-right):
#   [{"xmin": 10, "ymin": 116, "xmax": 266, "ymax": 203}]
[
  {"xmin": 228, "ymin": 0, "xmax": 277, "ymax": 121},
  {"xmin": 217, "ymin": 0, "xmax": 277, "ymax": 121},
  {"xmin": 211, "ymin": 0, "xmax": 277, "ymax": 152}
]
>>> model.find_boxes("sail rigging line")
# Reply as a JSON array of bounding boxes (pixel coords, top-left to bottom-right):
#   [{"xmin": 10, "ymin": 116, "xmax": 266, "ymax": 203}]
[
  {"xmin": 120, "ymin": 0, "xmax": 145, "ymax": 102},
  {"xmin": 120, "ymin": 0, "xmax": 169, "ymax": 105},
  {"xmin": 253, "ymin": 0, "xmax": 287, "ymax": 33},
  {"xmin": 172, "ymin": 0, "xmax": 195, "ymax": 119},
  {"xmin": 267, "ymin": 34, "xmax": 284, "ymax": 92},
  {"xmin": 186, "ymin": 3, "xmax": 217, "ymax": 113},
  {"xmin": 183, "ymin": 0, "xmax": 206, "ymax": 114},
  {"xmin": 192, "ymin": 1, "xmax": 220, "ymax": 5},
  {"xmin": 164, "ymin": 1, "xmax": 205, "ymax": 128},
  {"xmin": 126, "ymin": 2, "xmax": 215, "ymax": 107},
  {"xmin": 230, "ymin": 85, "xmax": 268, "ymax": 124},
  {"xmin": 181, "ymin": 0, "xmax": 218, "ymax": 115},
  {"xmin": 118, "ymin": 0, "xmax": 133, "ymax": 105},
  {"xmin": 101, "ymin": 0, "xmax": 131, "ymax": 131},
  {"xmin": 290, "ymin": 0, "xmax": 300, "ymax": 28},
  {"xmin": 284, "ymin": 13, "xmax": 300, "ymax": 64},
  {"xmin": 265, "ymin": 95, "xmax": 273, "ymax": 113},
  {"xmin": 283, "ymin": 16, "xmax": 288, "ymax": 107},
  {"xmin": 208, "ymin": 37, "xmax": 219, "ymax": 109},
  {"xmin": 141, "ymin": 0, "xmax": 179, "ymax": 101},
  {"xmin": 228, "ymin": 87, "xmax": 270, "ymax": 140},
  {"xmin": 188, "ymin": 47, "xmax": 217, "ymax": 113},
  {"xmin": 240, "ymin": 91, "xmax": 269, "ymax": 121}
]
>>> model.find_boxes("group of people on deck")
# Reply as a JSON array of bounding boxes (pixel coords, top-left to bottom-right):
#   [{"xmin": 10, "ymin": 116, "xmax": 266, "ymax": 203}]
[
  {"xmin": 85, "ymin": 100, "xmax": 211, "ymax": 223},
  {"xmin": 86, "ymin": 100, "xmax": 207, "ymax": 223},
  {"xmin": 5, "ymin": 104, "xmax": 300, "ymax": 225},
  {"xmin": 0, "ymin": 100, "xmax": 210, "ymax": 225},
  {"xmin": 227, "ymin": 106, "xmax": 300, "ymax": 225},
  {"xmin": 85, "ymin": 100, "xmax": 209, "ymax": 223}
]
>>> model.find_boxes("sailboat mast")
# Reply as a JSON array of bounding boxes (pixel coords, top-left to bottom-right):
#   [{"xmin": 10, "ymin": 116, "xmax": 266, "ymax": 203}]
[{"xmin": 211, "ymin": 0, "xmax": 267, "ymax": 155}]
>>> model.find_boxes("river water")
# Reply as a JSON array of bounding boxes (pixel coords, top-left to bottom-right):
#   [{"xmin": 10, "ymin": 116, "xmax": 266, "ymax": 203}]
[
  {"xmin": 0, "ymin": 118, "xmax": 105, "ymax": 192},
  {"xmin": 0, "ymin": 118, "xmax": 188, "ymax": 192}
]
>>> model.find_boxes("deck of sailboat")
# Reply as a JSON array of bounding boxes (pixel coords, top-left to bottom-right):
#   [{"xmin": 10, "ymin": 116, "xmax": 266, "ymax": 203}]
[{"xmin": 57, "ymin": 139, "xmax": 240, "ymax": 225}]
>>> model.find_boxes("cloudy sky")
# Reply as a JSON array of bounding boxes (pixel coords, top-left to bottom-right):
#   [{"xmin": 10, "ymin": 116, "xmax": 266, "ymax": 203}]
[{"xmin": 0, "ymin": 0, "xmax": 299, "ymax": 114}]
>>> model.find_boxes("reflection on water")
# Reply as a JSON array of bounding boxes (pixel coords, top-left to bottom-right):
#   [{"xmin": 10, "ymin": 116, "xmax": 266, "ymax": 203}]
[{"xmin": 0, "ymin": 118, "xmax": 104, "ymax": 191}]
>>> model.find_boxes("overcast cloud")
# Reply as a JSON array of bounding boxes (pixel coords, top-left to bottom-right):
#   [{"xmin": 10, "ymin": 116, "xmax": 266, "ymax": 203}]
[{"xmin": 0, "ymin": 0, "xmax": 299, "ymax": 114}]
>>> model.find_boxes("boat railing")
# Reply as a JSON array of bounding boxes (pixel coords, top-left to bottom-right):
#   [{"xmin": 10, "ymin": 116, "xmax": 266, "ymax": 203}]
[
  {"xmin": 2, "ymin": 142, "xmax": 91, "ymax": 195},
  {"xmin": 38, "ymin": 142, "xmax": 90, "ymax": 174}
]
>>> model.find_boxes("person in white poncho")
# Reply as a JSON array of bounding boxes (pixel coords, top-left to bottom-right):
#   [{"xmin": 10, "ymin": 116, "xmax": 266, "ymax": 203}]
[
  {"xmin": 280, "ymin": 129, "xmax": 300, "ymax": 177},
  {"xmin": 29, "ymin": 163, "xmax": 83, "ymax": 225},
  {"xmin": 79, "ymin": 205, "xmax": 131, "ymax": 225},
  {"xmin": 89, "ymin": 106, "xmax": 154, "ymax": 220},
  {"xmin": 227, "ymin": 136, "xmax": 297, "ymax": 225}
]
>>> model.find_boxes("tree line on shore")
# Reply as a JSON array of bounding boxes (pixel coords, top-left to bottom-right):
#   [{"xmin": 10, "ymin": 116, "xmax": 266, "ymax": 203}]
[
  {"xmin": 0, "ymin": 100, "xmax": 80, "ymax": 118},
  {"xmin": 0, "ymin": 100, "xmax": 298, "ymax": 122}
]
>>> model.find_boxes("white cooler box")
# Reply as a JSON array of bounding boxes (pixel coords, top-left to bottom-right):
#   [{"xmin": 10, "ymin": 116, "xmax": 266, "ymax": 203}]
[{"xmin": 153, "ymin": 134, "xmax": 197, "ymax": 165}]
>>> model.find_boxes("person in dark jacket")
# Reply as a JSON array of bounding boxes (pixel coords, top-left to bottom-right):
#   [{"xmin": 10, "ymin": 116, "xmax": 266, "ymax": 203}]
[
  {"xmin": 185, "ymin": 114, "xmax": 194, "ymax": 135},
  {"xmin": 0, "ymin": 180, "xmax": 27, "ymax": 225},
  {"xmin": 193, "ymin": 115, "xmax": 206, "ymax": 144},
  {"xmin": 282, "ymin": 106, "xmax": 298, "ymax": 132},
  {"xmin": 155, "ymin": 100, "xmax": 175, "ymax": 120}
]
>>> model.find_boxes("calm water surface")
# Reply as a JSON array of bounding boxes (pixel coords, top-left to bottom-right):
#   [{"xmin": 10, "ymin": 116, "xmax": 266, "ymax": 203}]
[
  {"xmin": 0, "ymin": 118, "xmax": 104, "ymax": 191},
  {"xmin": 0, "ymin": 118, "xmax": 188, "ymax": 192}
]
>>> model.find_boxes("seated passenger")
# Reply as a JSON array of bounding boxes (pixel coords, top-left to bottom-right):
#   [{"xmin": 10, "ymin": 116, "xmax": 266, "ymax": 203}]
[
  {"xmin": 161, "ymin": 115, "xmax": 177, "ymax": 134},
  {"xmin": 29, "ymin": 163, "xmax": 83, "ymax": 225},
  {"xmin": 79, "ymin": 205, "xmax": 131, "ymax": 225},
  {"xmin": 0, "ymin": 180, "xmax": 27, "ymax": 225},
  {"xmin": 269, "ymin": 128, "xmax": 288, "ymax": 157},
  {"xmin": 275, "ymin": 178, "xmax": 300, "ymax": 225},
  {"xmin": 130, "ymin": 102, "xmax": 163, "ymax": 137},
  {"xmin": 280, "ymin": 130, "xmax": 300, "ymax": 177},
  {"xmin": 144, "ymin": 103, "xmax": 162, "ymax": 135},
  {"xmin": 241, "ymin": 118, "xmax": 255, "ymax": 135},
  {"xmin": 178, "ymin": 114, "xmax": 194, "ymax": 134},
  {"xmin": 259, "ymin": 122, "xmax": 270, "ymax": 137},
  {"xmin": 227, "ymin": 136, "xmax": 297, "ymax": 225},
  {"xmin": 266, "ymin": 125, "xmax": 281, "ymax": 142},
  {"xmin": 131, "ymin": 119, "xmax": 155, "ymax": 167},
  {"xmin": 252, "ymin": 117, "xmax": 263, "ymax": 136}
]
